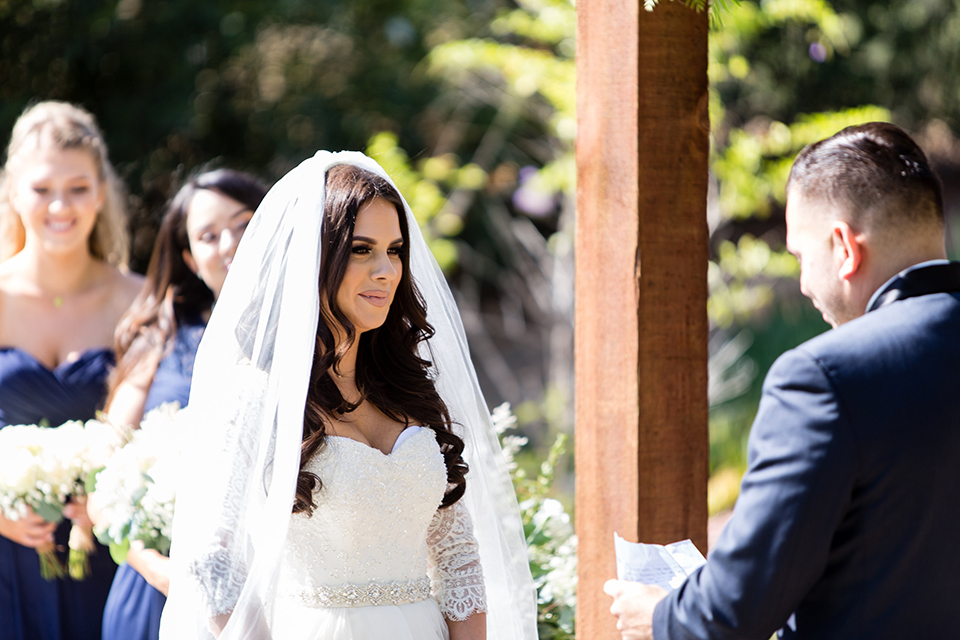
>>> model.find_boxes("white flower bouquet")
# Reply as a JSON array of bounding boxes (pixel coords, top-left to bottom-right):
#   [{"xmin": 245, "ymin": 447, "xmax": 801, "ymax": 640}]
[
  {"xmin": 0, "ymin": 419, "xmax": 123, "ymax": 580},
  {"xmin": 92, "ymin": 402, "xmax": 183, "ymax": 564}
]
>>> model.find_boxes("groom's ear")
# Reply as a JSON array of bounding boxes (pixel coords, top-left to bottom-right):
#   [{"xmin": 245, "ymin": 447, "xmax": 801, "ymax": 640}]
[{"xmin": 832, "ymin": 221, "xmax": 865, "ymax": 281}]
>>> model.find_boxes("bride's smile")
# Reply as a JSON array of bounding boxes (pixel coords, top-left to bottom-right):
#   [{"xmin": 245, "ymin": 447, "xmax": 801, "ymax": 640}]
[{"xmin": 336, "ymin": 196, "xmax": 403, "ymax": 334}]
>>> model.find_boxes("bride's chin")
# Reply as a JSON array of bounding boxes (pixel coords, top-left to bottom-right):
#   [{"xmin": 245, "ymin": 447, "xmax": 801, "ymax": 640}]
[{"xmin": 352, "ymin": 312, "xmax": 391, "ymax": 334}]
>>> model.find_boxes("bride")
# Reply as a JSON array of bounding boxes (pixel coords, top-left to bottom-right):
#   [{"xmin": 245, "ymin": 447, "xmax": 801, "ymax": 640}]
[{"xmin": 159, "ymin": 152, "xmax": 537, "ymax": 640}]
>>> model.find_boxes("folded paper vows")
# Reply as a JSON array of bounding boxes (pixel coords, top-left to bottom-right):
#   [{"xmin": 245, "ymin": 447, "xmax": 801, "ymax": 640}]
[{"xmin": 614, "ymin": 533, "xmax": 706, "ymax": 590}]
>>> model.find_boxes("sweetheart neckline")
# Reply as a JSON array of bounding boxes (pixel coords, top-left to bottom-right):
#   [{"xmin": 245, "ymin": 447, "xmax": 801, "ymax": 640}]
[
  {"xmin": 0, "ymin": 345, "xmax": 112, "ymax": 373},
  {"xmin": 326, "ymin": 425, "xmax": 426, "ymax": 457}
]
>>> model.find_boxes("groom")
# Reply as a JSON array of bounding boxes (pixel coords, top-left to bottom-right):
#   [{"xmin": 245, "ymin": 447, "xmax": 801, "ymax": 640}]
[{"xmin": 605, "ymin": 122, "xmax": 960, "ymax": 639}]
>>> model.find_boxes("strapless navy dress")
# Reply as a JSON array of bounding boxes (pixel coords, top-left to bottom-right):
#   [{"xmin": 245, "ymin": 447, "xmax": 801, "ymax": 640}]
[
  {"xmin": 101, "ymin": 317, "xmax": 205, "ymax": 640},
  {"xmin": 0, "ymin": 347, "xmax": 118, "ymax": 640}
]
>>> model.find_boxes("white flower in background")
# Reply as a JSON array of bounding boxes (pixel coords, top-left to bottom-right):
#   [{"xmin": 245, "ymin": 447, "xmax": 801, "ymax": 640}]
[
  {"xmin": 493, "ymin": 401, "xmax": 576, "ymax": 636},
  {"xmin": 523, "ymin": 496, "xmax": 578, "ymax": 609},
  {"xmin": 0, "ymin": 419, "xmax": 122, "ymax": 580},
  {"xmin": 0, "ymin": 447, "xmax": 39, "ymax": 504},
  {"xmin": 500, "ymin": 435, "xmax": 529, "ymax": 472},
  {"xmin": 492, "ymin": 403, "xmax": 527, "ymax": 471},
  {"xmin": 538, "ymin": 533, "xmax": 578, "ymax": 608},
  {"xmin": 78, "ymin": 419, "xmax": 127, "ymax": 473},
  {"xmin": 491, "ymin": 402, "xmax": 518, "ymax": 435},
  {"xmin": 93, "ymin": 402, "xmax": 184, "ymax": 559},
  {"xmin": 0, "ymin": 424, "xmax": 71, "ymax": 521},
  {"xmin": 139, "ymin": 400, "xmax": 182, "ymax": 433},
  {"xmin": 532, "ymin": 498, "xmax": 568, "ymax": 533}
]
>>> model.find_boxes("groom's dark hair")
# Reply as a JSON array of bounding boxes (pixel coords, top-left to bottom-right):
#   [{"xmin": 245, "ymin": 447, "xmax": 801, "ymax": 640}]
[{"xmin": 788, "ymin": 122, "xmax": 943, "ymax": 235}]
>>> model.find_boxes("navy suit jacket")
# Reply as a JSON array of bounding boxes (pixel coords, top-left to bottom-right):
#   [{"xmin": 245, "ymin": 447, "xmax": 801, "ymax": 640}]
[{"xmin": 654, "ymin": 262, "xmax": 960, "ymax": 639}]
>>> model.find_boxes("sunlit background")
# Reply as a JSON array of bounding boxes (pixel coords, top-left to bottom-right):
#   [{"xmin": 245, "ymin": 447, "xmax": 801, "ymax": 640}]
[{"xmin": 3, "ymin": 0, "xmax": 959, "ymax": 635}]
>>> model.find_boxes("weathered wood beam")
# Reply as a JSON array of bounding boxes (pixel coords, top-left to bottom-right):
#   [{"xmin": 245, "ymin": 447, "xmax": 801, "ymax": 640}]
[{"xmin": 575, "ymin": 1, "xmax": 709, "ymax": 637}]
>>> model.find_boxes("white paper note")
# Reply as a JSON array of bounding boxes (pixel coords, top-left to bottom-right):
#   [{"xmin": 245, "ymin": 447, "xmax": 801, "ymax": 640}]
[{"xmin": 614, "ymin": 533, "xmax": 706, "ymax": 590}]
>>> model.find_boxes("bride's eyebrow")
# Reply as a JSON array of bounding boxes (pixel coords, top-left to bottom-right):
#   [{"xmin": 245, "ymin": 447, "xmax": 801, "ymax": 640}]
[{"xmin": 352, "ymin": 235, "xmax": 404, "ymax": 246}]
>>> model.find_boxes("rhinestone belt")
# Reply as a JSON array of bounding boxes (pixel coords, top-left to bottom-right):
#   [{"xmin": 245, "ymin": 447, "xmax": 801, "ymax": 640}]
[{"xmin": 283, "ymin": 577, "xmax": 432, "ymax": 608}]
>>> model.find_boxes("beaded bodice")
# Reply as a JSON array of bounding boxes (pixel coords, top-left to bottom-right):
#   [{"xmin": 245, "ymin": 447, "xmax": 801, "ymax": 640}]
[
  {"xmin": 281, "ymin": 427, "xmax": 447, "ymax": 586},
  {"xmin": 277, "ymin": 427, "xmax": 487, "ymax": 619}
]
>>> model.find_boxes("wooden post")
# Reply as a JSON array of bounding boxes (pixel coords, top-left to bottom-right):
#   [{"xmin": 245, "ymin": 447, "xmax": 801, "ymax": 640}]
[{"xmin": 575, "ymin": 1, "xmax": 709, "ymax": 637}]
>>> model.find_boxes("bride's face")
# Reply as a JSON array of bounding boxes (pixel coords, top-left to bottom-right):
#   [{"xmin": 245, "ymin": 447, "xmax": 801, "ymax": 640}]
[{"xmin": 336, "ymin": 197, "xmax": 403, "ymax": 334}]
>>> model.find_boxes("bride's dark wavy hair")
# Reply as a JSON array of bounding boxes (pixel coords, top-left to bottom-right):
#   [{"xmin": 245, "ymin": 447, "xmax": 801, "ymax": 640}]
[{"xmin": 294, "ymin": 163, "xmax": 468, "ymax": 516}]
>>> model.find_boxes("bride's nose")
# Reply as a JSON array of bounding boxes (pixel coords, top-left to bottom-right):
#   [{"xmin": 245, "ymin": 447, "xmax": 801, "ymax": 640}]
[{"xmin": 371, "ymin": 252, "xmax": 399, "ymax": 281}]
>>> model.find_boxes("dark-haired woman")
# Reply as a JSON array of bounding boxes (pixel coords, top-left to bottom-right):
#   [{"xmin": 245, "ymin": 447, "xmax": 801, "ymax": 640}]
[
  {"xmin": 159, "ymin": 152, "xmax": 537, "ymax": 640},
  {"xmin": 98, "ymin": 169, "xmax": 267, "ymax": 640}
]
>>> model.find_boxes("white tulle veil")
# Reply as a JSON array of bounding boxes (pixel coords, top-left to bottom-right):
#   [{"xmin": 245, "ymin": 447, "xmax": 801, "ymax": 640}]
[{"xmin": 159, "ymin": 151, "xmax": 537, "ymax": 639}]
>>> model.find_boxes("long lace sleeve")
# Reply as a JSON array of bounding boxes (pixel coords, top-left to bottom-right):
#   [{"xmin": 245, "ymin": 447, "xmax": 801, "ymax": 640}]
[
  {"xmin": 186, "ymin": 426, "xmax": 253, "ymax": 618},
  {"xmin": 174, "ymin": 366, "xmax": 267, "ymax": 619},
  {"xmin": 426, "ymin": 500, "xmax": 487, "ymax": 621}
]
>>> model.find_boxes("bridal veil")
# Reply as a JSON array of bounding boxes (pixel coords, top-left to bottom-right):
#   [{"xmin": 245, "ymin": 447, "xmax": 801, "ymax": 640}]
[{"xmin": 159, "ymin": 151, "xmax": 538, "ymax": 640}]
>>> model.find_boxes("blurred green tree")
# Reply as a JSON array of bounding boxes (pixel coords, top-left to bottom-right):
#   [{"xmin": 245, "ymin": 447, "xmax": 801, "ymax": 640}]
[
  {"xmin": 704, "ymin": 0, "xmax": 960, "ymax": 511},
  {"xmin": 0, "ymin": 0, "xmax": 506, "ymax": 267}
]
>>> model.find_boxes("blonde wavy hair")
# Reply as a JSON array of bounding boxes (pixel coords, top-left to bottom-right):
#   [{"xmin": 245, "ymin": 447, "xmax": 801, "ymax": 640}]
[{"xmin": 0, "ymin": 101, "xmax": 129, "ymax": 266}]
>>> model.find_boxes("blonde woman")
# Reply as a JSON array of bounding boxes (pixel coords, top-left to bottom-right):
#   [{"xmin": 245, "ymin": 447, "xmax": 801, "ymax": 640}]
[{"xmin": 0, "ymin": 101, "xmax": 141, "ymax": 640}]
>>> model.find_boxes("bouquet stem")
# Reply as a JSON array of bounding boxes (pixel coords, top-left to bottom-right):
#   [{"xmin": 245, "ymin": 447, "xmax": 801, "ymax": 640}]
[
  {"xmin": 68, "ymin": 524, "xmax": 95, "ymax": 580},
  {"xmin": 37, "ymin": 542, "xmax": 66, "ymax": 580}
]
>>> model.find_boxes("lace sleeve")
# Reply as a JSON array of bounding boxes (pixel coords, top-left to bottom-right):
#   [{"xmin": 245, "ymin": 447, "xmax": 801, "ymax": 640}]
[
  {"xmin": 189, "ymin": 546, "xmax": 247, "ymax": 617},
  {"xmin": 426, "ymin": 500, "xmax": 487, "ymax": 621},
  {"xmin": 177, "ymin": 367, "xmax": 265, "ymax": 619},
  {"xmin": 186, "ymin": 448, "xmax": 252, "ymax": 618}
]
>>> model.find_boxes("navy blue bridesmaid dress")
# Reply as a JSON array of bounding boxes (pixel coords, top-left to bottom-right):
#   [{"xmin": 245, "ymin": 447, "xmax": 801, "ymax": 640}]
[
  {"xmin": 0, "ymin": 347, "xmax": 118, "ymax": 640},
  {"xmin": 101, "ymin": 316, "xmax": 205, "ymax": 640}
]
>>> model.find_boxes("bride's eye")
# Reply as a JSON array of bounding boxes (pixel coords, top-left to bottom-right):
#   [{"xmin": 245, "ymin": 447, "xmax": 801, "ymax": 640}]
[{"xmin": 351, "ymin": 244, "xmax": 371, "ymax": 255}]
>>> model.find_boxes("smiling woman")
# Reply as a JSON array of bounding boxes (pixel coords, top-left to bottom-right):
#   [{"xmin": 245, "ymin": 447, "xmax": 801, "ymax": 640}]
[
  {"xmin": 99, "ymin": 168, "xmax": 267, "ymax": 640},
  {"xmin": 159, "ymin": 152, "xmax": 538, "ymax": 640},
  {"xmin": 11, "ymin": 147, "xmax": 102, "ymax": 258},
  {"xmin": 181, "ymin": 187, "xmax": 256, "ymax": 299},
  {"xmin": 0, "ymin": 101, "xmax": 143, "ymax": 640},
  {"xmin": 0, "ymin": 103, "xmax": 129, "ymax": 266},
  {"xmin": 335, "ymin": 197, "xmax": 404, "ymax": 334}
]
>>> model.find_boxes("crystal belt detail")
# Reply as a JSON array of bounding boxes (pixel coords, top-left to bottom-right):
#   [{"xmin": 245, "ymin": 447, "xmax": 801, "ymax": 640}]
[{"xmin": 283, "ymin": 577, "xmax": 432, "ymax": 608}]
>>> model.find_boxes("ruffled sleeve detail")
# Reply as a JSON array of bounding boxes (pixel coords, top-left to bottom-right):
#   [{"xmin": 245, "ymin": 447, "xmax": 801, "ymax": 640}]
[{"xmin": 426, "ymin": 500, "xmax": 487, "ymax": 621}]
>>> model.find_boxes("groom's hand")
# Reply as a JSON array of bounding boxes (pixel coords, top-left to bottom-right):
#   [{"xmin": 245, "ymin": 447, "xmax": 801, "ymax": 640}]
[{"xmin": 604, "ymin": 579, "xmax": 668, "ymax": 640}]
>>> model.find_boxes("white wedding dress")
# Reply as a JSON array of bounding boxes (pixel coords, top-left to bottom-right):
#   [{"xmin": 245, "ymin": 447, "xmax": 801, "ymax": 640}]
[
  {"xmin": 161, "ymin": 152, "xmax": 537, "ymax": 640},
  {"xmin": 270, "ymin": 426, "xmax": 487, "ymax": 639}
]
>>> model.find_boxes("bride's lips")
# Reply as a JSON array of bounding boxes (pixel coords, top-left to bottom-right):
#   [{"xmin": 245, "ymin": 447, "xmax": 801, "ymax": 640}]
[{"xmin": 359, "ymin": 290, "xmax": 389, "ymax": 307}]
